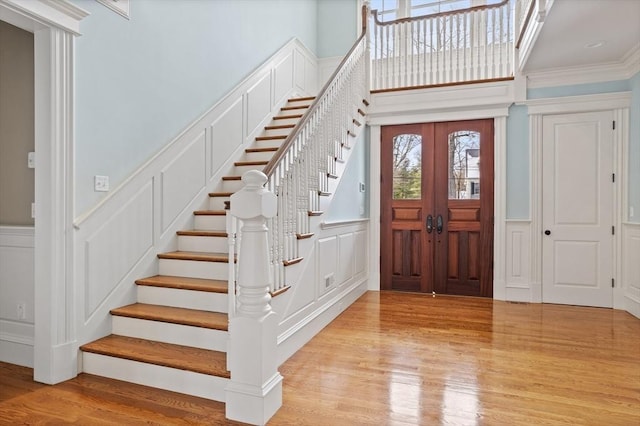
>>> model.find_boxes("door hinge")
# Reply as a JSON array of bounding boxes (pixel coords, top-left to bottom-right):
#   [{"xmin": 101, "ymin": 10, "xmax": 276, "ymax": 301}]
[
  {"xmin": 612, "ymin": 120, "xmax": 616, "ymax": 130},
  {"xmin": 612, "ymin": 226, "xmax": 615, "ymax": 235},
  {"xmin": 612, "ymin": 173, "xmax": 615, "ymax": 183},
  {"xmin": 612, "ymin": 278, "xmax": 615, "ymax": 288}
]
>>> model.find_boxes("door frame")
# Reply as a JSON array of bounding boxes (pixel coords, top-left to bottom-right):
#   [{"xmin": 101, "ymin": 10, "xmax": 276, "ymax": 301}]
[
  {"xmin": 0, "ymin": 0, "xmax": 88, "ymax": 383},
  {"xmin": 527, "ymin": 92, "xmax": 631, "ymax": 309},
  {"xmin": 367, "ymin": 86, "xmax": 511, "ymax": 297}
]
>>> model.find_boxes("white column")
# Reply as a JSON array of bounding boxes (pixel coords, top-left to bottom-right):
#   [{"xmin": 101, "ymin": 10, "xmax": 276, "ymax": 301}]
[{"xmin": 226, "ymin": 170, "xmax": 282, "ymax": 426}]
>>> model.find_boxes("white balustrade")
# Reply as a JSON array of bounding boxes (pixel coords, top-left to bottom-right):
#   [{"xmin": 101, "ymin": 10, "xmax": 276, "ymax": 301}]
[{"xmin": 370, "ymin": 0, "xmax": 513, "ymax": 91}]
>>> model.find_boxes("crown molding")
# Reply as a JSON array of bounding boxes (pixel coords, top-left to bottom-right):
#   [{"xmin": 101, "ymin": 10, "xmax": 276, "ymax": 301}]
[
  {"xmin": 0, "ymin": 0, "xmax": 89, "ymax": 35},
  {"xmin": 526, "ymin": 43, "xmax": 640, "ymax": 89},
  {"xmin": 524, "ymin": 91, "xmax": 631, "ymax": 115}
]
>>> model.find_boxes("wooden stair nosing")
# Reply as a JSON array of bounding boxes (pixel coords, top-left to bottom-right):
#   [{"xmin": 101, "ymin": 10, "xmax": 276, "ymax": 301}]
[
  {"xmin": 135, "ymin": 275, "xmax": 228, "ymax": 294},
  {"xmin": 296, "ymin": 232, "xmax": 314, "ymax": 240},
  {"xmin": 283, "ymin": 257, "xmax": 303, "ymax": 267},
  {"xmin": 308, "ymin": 210, "xmax": 323, "ymax": 217},
  {"xmin": 265, "ymin": 123, "xmax": 295, "ymax": 131},
  {"xmin": 245, "ymin": 147, "xmax": 279, "ymax": 153},
  {"xmin": 80, "ymin": 335, "xmax": 230, "ymax": 378},
  {"xmin": 270, "ymin": 285, "xmax": 291, "ymax": 298},
  {"xmin": 281, "ymin": 105, "xmax": 310, "ymax": 111},
  {"xmin": 288, "ymin": 96, "xmax": 315, "ymax": 102},
  {"xmin": 209, "ymin": 192, "xmax": 233, "ymax": 197},
  {"xmin": 318, "ymin": 190, "xmax": 331, "ymax": 197},
  {"xmin": 362, "ymin": 99, "xmax": 370, "ymax": 106},
  {"xmin": 193, "ymin": 210, "xmax": 226, "ymax": 216},
  {"xmin": 327, "ymin": 172, "xmax": 339, "ymax": 179},
  {"xmin": 273, "ymin": 113, "xmax": 303, "ymax": 120},
  {"xmin": 110, "ymin": 303, "xmax": 228, "ymax": 331},
  {"xmin": 234, "ymin": 160, "xmax": 268, "ymax": 167},
  {"xmin": 353, "ymin": 118, "xmax": 362, "ymax": 127},
  {"xmin": 256, "ymin": 135, "xmax": 287, "ymax": 141},
  {"xmin": 176, "ymin": 230, "xmax": 227, "ymax": 237},
  {"xmin": 157, "ymin": 251, "xmax": 235, "ymax": 263},
  {"xmin": 222, "ymin": 176, "xmax": 242, "ymax": 181}
]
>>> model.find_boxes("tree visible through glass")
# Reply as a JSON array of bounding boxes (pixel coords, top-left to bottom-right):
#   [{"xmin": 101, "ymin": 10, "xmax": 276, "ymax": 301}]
[{"xmin": 392, "ymin": 134, "xmax": 422, "ymax": 199}]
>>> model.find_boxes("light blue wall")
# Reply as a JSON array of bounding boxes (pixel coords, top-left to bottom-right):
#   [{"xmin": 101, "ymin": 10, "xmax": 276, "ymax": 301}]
[
  {"xmin": 326, "ymin": 129, "xmax": 369, "ymax": 221},
  {"xmin": 317, "ymin": 0, "xmax": 357, "ymax": 57},
  {"xmin": 506, "ymin": 105, "xmax": 529, "ymax": 219},
  {"xmin": 73, "ymin": 0, "xmax": 318, "ymax": 215},
  {"xmin": 629, "ymin": 71, "xmax": 640, "ymax": 223},
  {"xmin": 527, "ymin": 79, "xmax": 629, "ymax": 99}
]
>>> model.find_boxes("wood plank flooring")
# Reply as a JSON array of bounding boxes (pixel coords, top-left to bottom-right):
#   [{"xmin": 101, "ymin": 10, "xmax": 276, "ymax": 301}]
[{"xmin": 2, "ymin": 291, "xmax": 639, "ymax": 425}]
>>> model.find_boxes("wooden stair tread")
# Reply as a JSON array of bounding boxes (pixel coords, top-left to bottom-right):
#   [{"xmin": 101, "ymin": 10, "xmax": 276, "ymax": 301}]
[
  {"xmin": 296, "ymin": 232, "xmax": 314, "ymax": 240},
  {"xmin": 176, "ymin": 230, "xmax": 227, "ymax": 237},
  {"xmin": 283, "ymin": 257, "xmax": 303, "ymax": 267},
  {"xmin": 234, "ymin": 160, "xmax": 268, "ymax": 166},
  {"xmin": 135, "ymin": 275, "xmax": 227, "ymax": 293},
  {"xmin": 193, "ymin": 210, "xmax": 225, "ymax": 215},
  {"xmin": 80, "ymin": 335, "xmax": 229, "ymax": 378},
  {"xmin": 222, "ymin": 176, "xmax": 241, "ymax": 181},
  {"xmin": 111, "ymin": 303, "xmax": 228, "ymax": 331},
  {"xmin": 256, "ymin": 135, "xmax": 287, "ymax": 141},
  {"xmin": 288, "ymin": 96, "xmax": 315, "ymax": 102},
  {"xmin": 327, "ymin": 172, "xmax": 338, "ymax": 179},
  {"xmin": 246, "ymin": 147, "xmax": 279, "ymax": 153},
  {"xmin": 265, "ymin": 124, "xmax": 295, "ymax": 130},
  {"xmin": 273, "ymin": 114, "xmax": 303, "ymax": 120},
  {"xmin": 308, "ymin": 211, "xmax": 323, "ymax": 216},
  {"xmin": 209, "ymin": 192, "xmax": 233, "ymax": 197},
  {"xmin": 158, "ymin": 251, "xmax": 234, "ymax": 263}
]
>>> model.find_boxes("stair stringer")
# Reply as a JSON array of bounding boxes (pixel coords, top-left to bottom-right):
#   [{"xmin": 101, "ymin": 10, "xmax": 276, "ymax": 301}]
[
  {"xmin": 72, "ymin": 38, "xmax": 318, "ymax": 351},
  {"xmin": 267, "ymin": 125, "xmax": 370, "ymax": 366}
]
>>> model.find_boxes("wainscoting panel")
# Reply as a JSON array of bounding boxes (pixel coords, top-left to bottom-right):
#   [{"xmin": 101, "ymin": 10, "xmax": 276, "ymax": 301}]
[
  {"xmin": 317, "ymin": 236, "xmax": 338, "ymax": 296},
  {"xmin": 504, "ymin": 221, "xmax": 532, "ymax": 302},
  {"xmin": 337, "ymin": 233, "xmax": 355, "ymax": 285},
  {"xmin": 85, "ymin": 182, "xmax": 154, "ymax": 316},
  {"xmin": 274, "ymin": 52, "xmax": 294, "ymax": 107},
  {"xmin": 354, "ymin": 229, "xmax": 367, "ymax": 276},
  {"xmin": 246, "ymin": 73, "xmax": 273, "ymax": 139},
  {"xmin": 161, "ymin": 132, "xmax": 206, "ymax": 231},
  {"xmin": 622, "ymin": 223, "xmax": 640, "ymax": 318},
  {"xmin": 0, "ymin": 226, "xmax": 34, "ymax": 366},
  {"xmin": 210, "ymin": 97, "xmax": 243, "ymax": 177}
]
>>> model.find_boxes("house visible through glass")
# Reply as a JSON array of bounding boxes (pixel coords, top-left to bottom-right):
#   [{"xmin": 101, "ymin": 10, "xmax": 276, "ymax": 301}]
[
  {"xmin": 448, "ymin": 130, "xmax": 480, "ymax": 199},
  {"xmin": 393, "ymin": 134, "xmax": 422, "ymax": 199}
]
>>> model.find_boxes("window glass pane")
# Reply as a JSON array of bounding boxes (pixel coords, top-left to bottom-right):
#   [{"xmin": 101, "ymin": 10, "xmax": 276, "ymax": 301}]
[
  {"xmin": 448, "ymin": 130, "xmax": 480, "ymax": 199},
  {"xmin": 393, "ymin": 134, "xmax": 422, "ymax": 199}
]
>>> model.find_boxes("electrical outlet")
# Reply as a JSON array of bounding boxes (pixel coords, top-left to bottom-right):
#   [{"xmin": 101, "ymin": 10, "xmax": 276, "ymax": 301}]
[
  {"xmin": 17, "ymin": 303, "xmax": 26, "ymax": 320},
  {"xmin": 359, "ymin": 182, "xmax": 366, "ymax": 192},
  {"xmin": 27, "ymin": 152, "xmax": 35, "ymax": 168},
  {"xmin": 324, "ymin": 273, "xmax": 334, "ymax": 288},
  {"xmin": 94, "ymin": 175, "xmax": 110, "ymax": 192}
]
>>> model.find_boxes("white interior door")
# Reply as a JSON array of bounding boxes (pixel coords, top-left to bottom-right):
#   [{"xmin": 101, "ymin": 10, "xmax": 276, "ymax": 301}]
[{"xmin": 542, "ymin": 111, "xmax": 614, "ymax": 308}]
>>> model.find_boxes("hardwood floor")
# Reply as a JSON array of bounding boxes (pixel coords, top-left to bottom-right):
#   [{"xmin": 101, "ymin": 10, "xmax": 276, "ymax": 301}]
[{"xmin": 1, "ymin": 291, "xmax": 639, "ymax": 425}]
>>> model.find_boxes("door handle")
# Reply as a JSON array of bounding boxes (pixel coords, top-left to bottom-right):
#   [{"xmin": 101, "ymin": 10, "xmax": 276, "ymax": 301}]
[
  {"xmin": 436, "ymin": 215, "xmax": 443, "ymax": 234},
  {"xmin": 426, "ymin": 215, "xmax": 433, "ymax": 233},
  {"xmin": 544, "ymin": 229, "xmax": 551, "ymax": 236}
]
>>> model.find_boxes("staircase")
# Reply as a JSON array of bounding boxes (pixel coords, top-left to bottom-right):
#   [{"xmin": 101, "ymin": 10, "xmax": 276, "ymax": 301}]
[{"xmin": 79, "ymin": 95, "xmax": 364, "ymax": 401}]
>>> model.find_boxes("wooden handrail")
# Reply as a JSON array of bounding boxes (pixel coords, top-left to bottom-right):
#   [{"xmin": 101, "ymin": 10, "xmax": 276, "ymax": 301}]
[
  {"xmin": 371, "ymin": 0, "xmax": 509, "ymax": 27},
  {"xmin": 515, "ymin": 0, "xmax": 535, "ymax": 49},
  {"xmin": 263, "ymin": 5, "xmax": 368, "ymax": 178}
]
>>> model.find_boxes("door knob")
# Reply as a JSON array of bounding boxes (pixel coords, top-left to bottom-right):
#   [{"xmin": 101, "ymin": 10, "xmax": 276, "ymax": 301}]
[
  {"xmin": 544, "ymin": 230, "xmax": 551, "ymax": 236},
  {"xmin": 426, "ymin": 215, "xmax": 434, "ymax": 233},
  {"xmin": 436, "ymin": 215, "xmax": 443, "ymax": 234}
]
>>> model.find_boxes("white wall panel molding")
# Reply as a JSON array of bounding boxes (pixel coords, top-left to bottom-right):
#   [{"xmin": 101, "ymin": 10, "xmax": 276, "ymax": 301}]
[
  {"xmin": 72, "ymin": 38, "xmax": 318, "ymax": 359},
  {"xmin": 503, "ymin": 220, "xmax": 532, "ymax": 302},
  {"xmin": 622, "ymin": 223, "xmax": 640, "ymax": 319},
  {"xmin": 0, "ymin": 320, "xmax": 34, "ymax": 367},
  {"xmin": 525, "ymin": 92, "xmax": 632, "ymax": 115}
]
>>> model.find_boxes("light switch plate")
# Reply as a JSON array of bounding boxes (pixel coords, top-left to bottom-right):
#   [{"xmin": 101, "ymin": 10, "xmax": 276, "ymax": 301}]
[
  {"xmin": 27, "ymin": 152, "xmax": 35, "ymax": 168},
  {"xmin": 94, "ymin": 175, "xmax": 110, "ymax": 192}
]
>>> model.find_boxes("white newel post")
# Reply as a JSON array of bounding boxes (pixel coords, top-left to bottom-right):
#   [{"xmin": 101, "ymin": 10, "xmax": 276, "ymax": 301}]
[{"xmin": 226, "ymin": 170, "xmax": 282, "ymax": 425}]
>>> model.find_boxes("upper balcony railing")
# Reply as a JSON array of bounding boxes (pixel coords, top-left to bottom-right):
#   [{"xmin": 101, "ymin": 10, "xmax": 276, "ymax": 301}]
[{"xmin": 370, "ymin": 0, "xmax": 514, "ymax": 91}]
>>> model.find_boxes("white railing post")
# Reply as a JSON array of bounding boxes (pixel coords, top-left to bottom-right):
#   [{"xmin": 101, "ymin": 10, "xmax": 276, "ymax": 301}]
[{"xmin": 226, "ymin": 170, "xmax": 282, "ymax": 426}]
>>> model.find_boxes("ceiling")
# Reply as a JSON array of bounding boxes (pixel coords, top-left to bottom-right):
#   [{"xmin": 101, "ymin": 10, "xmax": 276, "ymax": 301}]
[{"xmin": 523, "ymin": 0, "xmax": 640, "ymax": 73}]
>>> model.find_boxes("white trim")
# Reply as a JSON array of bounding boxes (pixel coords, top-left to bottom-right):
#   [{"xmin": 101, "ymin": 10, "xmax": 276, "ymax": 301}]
[
  {"xmin": 0, "ymin": 0, "xmax": 89, "ymax": 35},
  {"xmin": 320, "ymin": 218, "xmax": 369, "ymax": 229},
  {"xmin": 528, "ymin": 93, "xmax": 630, "ymax": 310},
  {"xmin": 524, "ymin": 92, "xmax": 632, "ymax": 115},
  {"xmin": 367, "ymin": 98, "xmax": 510, "ymax": 297},
  {"xmin": 518, "ymin": 0, "xmax": 554, "ymax": 73},
  {"xmin": 96, "ymin": 0, "xmax": 130, "ymax": 19}
]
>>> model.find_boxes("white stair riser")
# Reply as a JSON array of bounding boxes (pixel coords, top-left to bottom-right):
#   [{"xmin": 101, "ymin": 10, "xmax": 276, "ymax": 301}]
[
  {"xmin": 243, "ymin": 150, "xmax": 277, "ymax": 162},
  {"xmin": 112, "ymin": 316, "xmax": 228, "ymax": 352},
  {"xmin": 194, "ymin": 214, "xmax": 226, "ymax": 230},
  {"xmin": 159, "ymin": 258, "xmax": 229, "ymax": 280},
  {"xmin": 263, "ymin": 127, "xmax": 293, "ymax": 137},
  {"xmin": 271, "ymin": 117, "xmax": 300, "ymax": 126},
  {"xmin": 137, "ymin": 285, "xmax": 228, "ymax": 313},
  {"xmin": 286, "ymin": 99, "xmax": 312, "ymax": 107},
  {"xmin": 222, "ymin": 180, "xmax": 244, "ymax": 193},
  {"xmin": 234, "ymin": 164, "xmax": 265, "ymax": 175},
  {"xmin": 253, "ymin": 139, "xmax": 285, "ymax": 149},
  {"xmin": 209, "ymin": 196, "xmax": 230, "ymax": 210},
  {"xmin": 177, "ymin": 235, "xmax": 230, "ymax": 253},
  {"xmin": 82, "ymin": 353, "xmax": 228, "ymax": 402}
]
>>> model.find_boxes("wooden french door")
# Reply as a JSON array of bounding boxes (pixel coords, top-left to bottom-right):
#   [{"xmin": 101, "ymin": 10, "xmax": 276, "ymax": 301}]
[{"xmin": 381, "ymin": 119, "xmax": 494, "ymax": 297}]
